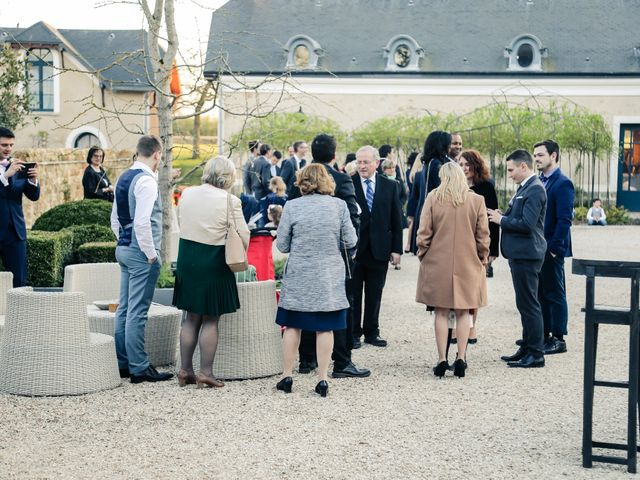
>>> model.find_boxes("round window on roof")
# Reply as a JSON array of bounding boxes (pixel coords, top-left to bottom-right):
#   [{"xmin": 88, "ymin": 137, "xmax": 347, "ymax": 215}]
[
  {"xmin": 394, "ymin": 44, "xmax": 411, "ymax": 68},
  {"xmin": 294, "ymin": 44, "xmax": 310, "ymax": 68},
  {"xmin": 516, "ymin": 43, "xmax": 534, "ymax": 68}
]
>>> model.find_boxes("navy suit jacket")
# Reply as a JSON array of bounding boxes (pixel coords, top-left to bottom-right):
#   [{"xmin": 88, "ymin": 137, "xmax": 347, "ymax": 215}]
[
  {"xmin": 250, "ymin": 155, "xmax": 272, "ymax": 200},
  {"xmin": 500, "ymin": 176, "xmax": 547, "ymax": 261},
  {"xmin": 353, "ymin": 173, "xmax": 403, "ymax": 263},
  {"xmin": 541, "ymin": 168, "xmax": 574, "ymax": 257},
  {"xmin": 280, "ymin": 156, "xmax": 306, "ymax": 196},
  {"xmin": 0, "ymin": 164, "xmax": 41, "ymax": 241}
]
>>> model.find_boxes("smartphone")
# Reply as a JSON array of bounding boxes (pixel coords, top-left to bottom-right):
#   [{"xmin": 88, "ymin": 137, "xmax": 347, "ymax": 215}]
[{"xmin": 17, "ymin": 162, "xmax": 36, "ymax": 179}]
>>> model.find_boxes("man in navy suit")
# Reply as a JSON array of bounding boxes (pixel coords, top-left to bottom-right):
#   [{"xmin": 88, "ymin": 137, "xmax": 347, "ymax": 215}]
[
  {"xmin": 488, "ymin": 149, "xmax": 547, "ymax": 368},
  {"xmin": 280, "ymin": 140, "xmax": 307, "ymax": 196},
  {"xmin": 0, "ymin": 127, "xmax": 40, "ymax": 287},
  {"xmin": 352, "ymin": 145, "xmax": 403, "ymax": 347},
  {"xmin": 534, "ymin": 139, "xmax": 574, "ymax": 355}
]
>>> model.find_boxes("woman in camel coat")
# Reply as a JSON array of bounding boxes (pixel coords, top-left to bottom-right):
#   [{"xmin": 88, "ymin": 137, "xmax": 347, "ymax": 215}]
[{"xmin": 415, "ymin": 162, "xmax": 490, "ymax": 378}]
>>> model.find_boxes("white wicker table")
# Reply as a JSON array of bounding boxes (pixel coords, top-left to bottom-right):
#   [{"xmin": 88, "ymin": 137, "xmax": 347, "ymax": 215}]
[{"xmin": 87, "ymin": 304, "xmax": 182, "ymax": 367}]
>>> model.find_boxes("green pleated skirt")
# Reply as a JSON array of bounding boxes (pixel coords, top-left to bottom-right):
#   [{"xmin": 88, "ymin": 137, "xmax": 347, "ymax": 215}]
[{"xmin": 173, "ymin": 239, "xmax": 240, "ymax": 316}]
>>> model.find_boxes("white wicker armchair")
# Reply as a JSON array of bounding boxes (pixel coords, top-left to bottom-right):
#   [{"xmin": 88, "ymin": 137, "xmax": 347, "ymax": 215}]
[
  {"xmin": 0, "ymin": 288, "xmax": 121, "ymax": 396},
  {"xmin": 177, "ymin": 280, "xmax": 283, "ymax": 380},
  {"xmin": 63, "ymin": 263, "xmax": 121, "ymax": 303},
  {"xmin": 0, "ymin": 271, "xmax": 13, "ymax": 340}
]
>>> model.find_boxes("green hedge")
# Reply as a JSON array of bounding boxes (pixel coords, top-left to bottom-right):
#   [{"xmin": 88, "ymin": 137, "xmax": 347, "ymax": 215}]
[
  {"xmin": 32, "ymin": 199, "xmax": 113, "ymax": 231},
  {"xmin": 63, "ymin": 224, "xmax": 116, "ymax": 260},
  {"xmin": 27, "ymin": 230, "xmax": 74, "ymax": 287},
  {"xmin": 77, "ymin": 242, "xmax": 117, "ymax": 264}
]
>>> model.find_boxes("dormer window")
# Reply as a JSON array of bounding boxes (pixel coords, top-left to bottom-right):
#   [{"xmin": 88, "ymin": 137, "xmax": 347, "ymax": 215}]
[
  {"xmin": 285, "ymin": 35, "xmax": 323, "ymax": 70},
  {"xmin": 383, "ymin": 35, "xmax": 424, "ymax": 72},
  {"xmin": 504, "ymin": 34, "xmax": 547, "ymax": 71}
]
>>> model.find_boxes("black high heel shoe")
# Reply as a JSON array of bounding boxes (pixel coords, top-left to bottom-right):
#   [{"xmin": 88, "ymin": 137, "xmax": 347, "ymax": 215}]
[
  {"xmin": 433, "ymin": 361, "xmax": 449, "ymax": 378},
  {"xmin": 315, "ymin": 380, "xmax": 329, "ymax": 397},
  {"xmin": 276, "ymin": 376, "xmax": 293, "ymax": 393},
  {"xmin": 453, "ymin": 359, "xmax": 467, "ymax": 378}
]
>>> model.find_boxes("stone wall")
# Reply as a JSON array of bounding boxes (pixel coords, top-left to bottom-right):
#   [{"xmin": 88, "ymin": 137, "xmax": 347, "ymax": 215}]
[{"xmin": 12, "ymin": 148, "xmax": 134, "ymax": 227}]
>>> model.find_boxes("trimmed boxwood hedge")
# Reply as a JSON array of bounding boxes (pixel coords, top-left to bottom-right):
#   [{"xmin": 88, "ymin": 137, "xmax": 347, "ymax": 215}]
[
  {"xmin": 63, "ymin": 224, "xmax": 116, "ymax": 260},
  {"xmin": 76, "ymin": 242, "xmax": 117, "ymax": 264},
  {"xmin": 32, "ymin": 199, "xmax": 112, "ymax": 231},
  {"xmin": 26, "ymin": 230, "xmax": 74, "ymax": 287}
]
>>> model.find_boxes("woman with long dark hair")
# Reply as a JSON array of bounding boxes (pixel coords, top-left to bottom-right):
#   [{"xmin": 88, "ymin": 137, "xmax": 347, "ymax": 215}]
[
  {"xmin": 82, "ymin": 146, "xmax": 114, "ymax": 201},
  {"xmin": 407, "ymin": 131, "xmax": 452, "ymax": 253}
]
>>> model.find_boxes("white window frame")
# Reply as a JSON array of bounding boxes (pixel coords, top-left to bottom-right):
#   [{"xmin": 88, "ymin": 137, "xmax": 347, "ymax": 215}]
[
  {"xmin": 284, "ymin": 35, "xmax": 323, "ymax": 70},
  {"xmin": 383, "ymin": 35, "xmax": 424, "ymax": 72},
  {"xmin": 504, "ymin": 34, "xmax": 547, "ymax": 72},
  {"xmin": 65, "ymin": 125, "xmax": 109, "ymax": 148}
]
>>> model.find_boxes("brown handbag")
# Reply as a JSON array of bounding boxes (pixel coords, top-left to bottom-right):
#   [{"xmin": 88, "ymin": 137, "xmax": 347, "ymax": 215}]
[{"xmin": 225, "ymin": 192, "xmax": 248, "ymax": 272}]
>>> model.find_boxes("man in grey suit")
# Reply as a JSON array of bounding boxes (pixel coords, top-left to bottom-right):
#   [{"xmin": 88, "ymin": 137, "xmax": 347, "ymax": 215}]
[{"xmin": 488, "ymin": 149, "xmax": 547, "ymax": 368}]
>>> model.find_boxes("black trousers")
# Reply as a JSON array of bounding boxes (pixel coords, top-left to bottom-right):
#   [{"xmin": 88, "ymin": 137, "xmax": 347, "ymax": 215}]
[
  {"xmin": 298, "ymin": 275, "xmax": 355, "ymax": 371},
  {"xmin": 509, "ymin": 258, "xmax": 545, "ymax": 358},
  {"xmin": 0, "ymin": 226, "xmax": 27, "ymax": 287},
  {"xmin": 352, "ymin": 257, "xmax": 389, "ymax": 339}
]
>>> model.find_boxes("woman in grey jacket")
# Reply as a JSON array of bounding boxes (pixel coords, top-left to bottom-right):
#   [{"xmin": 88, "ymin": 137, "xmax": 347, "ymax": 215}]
[{"xmin": 275, "ymin": 164, "xmax": 357, "ymax": 397}]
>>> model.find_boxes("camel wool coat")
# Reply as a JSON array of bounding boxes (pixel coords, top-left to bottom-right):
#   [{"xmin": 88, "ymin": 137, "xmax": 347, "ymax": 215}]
[{"xmin": 415, "ymin": 190, "xmax": 490, "ymax": 309}]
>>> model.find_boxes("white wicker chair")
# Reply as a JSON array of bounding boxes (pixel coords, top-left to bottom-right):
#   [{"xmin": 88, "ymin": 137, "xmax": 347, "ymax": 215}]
[
  {"xmin": 0, "ymin": 288, "xmax": 121, "ymax": 396},
  {"xmin": 177, "ymin": 280, "xmax": 283, "ymax": 380},
  {"xmin": 63, "ymin": 263, "xmax": 121, "ymax": 304},
  {"xmin": 0, "ymin": 271, "xmax": 13, "ymax": 340}
]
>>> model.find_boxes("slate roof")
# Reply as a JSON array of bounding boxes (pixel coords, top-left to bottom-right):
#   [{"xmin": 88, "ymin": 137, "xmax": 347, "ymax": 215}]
[
  {"xmin": 204, "ymin": 0, "xmax": 640, "ymax": 77},
  {"xmin": 1, "ymin": 21, "xmax": 154, "ymax": 91}
]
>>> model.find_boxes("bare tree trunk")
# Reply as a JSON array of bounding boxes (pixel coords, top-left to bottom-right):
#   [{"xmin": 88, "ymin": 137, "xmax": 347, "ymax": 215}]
[
  {"xmin": 192, "ymin": 81, "xmax": 212, "ymax": 159},
  {"xmin": 141, "ymin": 0, "xmax": 179, "ymax": 263}
]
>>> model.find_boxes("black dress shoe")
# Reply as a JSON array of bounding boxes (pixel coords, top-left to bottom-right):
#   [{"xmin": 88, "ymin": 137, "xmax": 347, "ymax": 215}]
[
  {"xmin": 453, "ymin": 358, "xmax": 467, "ymax": 378},
  {"xmin": 351, "ymin": 336, "xmax": 362, "ymax": 349},
  {"xmin": 544, "ymin": 337, "xmax": 567, "ymax": 355},
  {"xmin": 515, "ymin": 339, "xmax": 524, "ymax": 346},
  {"xmin": 276, "ymin": 376, "xmax": 293, "ymax": 393},
  {"xmin": 364, "ymin": 335, "xmax": 387, "ymax": 347},
  {"xmin": 508, "ymin": 354, "xmax": 545, "ymax": 368},
  {"xmin": 315, "ymin": 380, "xmax": 329, "ymax": 397},
  {"xmin": 433, "ymin": 361, "xmax": 449, "ymax": 378},
  {"xmin": 119, "ymin": 368, "xmax": 130, "ymax": 378},
  {"xmin": 130, "ymin": 365, "xmax": 173, "ymax": 383},
  {"xmin": 298, "ymin": 360, "xmax": 318, "ymax": 374},
  {"xmin": 501, "ymin": 348, "xmax": 526, "ymax": 362},
  {"xmin": 486, "ymin": 264, "xmax": 494, "ymax": 278},
  {"xmin": 332, "ymin": 362, "xmax": 371, "ymax": 378}
]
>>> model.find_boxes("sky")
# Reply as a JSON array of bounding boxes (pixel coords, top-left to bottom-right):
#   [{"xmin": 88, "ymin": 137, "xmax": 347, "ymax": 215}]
[{"xmin": 1, "ymin": 0, "xmax": 230, "ymax": 60}]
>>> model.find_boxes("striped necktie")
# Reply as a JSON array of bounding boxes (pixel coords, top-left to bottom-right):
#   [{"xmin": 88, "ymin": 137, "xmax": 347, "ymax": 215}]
[{"xmin": 365, "ymin": 179, "xmax": 374, "ymax": 211}]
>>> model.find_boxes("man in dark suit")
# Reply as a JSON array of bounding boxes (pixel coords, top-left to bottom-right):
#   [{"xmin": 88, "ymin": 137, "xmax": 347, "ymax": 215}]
[
  {"xmin": 534, "ymin": 139, "xmax": 574, "ymax": 355},
  {"xmin": 243, "ymin": 140, "xmax": 260, "ymax": 195},
  {"xmin": 280, "ymin": 140, "xmax": 307, "ymax": 196},
  {"xmin": 488, "ymin": 149, "xmax": 547, "ymax": 368},
  {"xmin": 0, "ymin": 127, "xmax": 41, "ymax": 287},
  {"xmin": 352, "ymin": 145, "xmax": 403, "ymax": 348},
  {"xmin": 250, "ymin": 143, "xmax": 273, "ymax": 200},
  {"xmin": 290, "ymin": 133, "xmax": 370, "ymax": 378}
]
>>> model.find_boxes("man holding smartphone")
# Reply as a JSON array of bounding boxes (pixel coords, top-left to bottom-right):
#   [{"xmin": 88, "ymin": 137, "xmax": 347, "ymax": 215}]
[{"xmin": 0, "ymin": 127, "xmax": 40, "ymax": 287}]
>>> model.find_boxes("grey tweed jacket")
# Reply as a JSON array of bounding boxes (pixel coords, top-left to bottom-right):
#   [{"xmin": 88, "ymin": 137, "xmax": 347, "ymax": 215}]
[{"xmin": 276, "ymin": 193, "xmax": 357, "ymax": 312}]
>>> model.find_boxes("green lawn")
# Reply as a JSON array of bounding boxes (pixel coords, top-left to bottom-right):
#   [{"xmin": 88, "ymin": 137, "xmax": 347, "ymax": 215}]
[{"xmin": 172, "ymin": 143, "xmax": 218, "ymax": 186}]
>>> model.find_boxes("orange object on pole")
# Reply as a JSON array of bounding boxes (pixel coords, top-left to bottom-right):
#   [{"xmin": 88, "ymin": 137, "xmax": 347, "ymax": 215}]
[{"xmin": 170, "ymin": 62, "xmax": 181, "ymax": 96}]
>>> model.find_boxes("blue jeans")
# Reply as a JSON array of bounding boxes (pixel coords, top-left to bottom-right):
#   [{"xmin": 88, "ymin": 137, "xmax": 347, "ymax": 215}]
[
  {"xmin": 115, "ymin": 245, "xmax": 161, "ymax": 374},
  {"xmin": 538, "ymin": 251, "xmax": 568, "ymax": 337},
  {"xmin": 587, "ymin": 219, "xmax": 607, "ymax": 226}
]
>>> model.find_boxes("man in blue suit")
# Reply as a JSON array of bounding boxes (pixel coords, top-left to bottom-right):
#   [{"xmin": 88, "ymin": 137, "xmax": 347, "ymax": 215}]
[
  {"xmin": 0, "ymin": 127, "xmax": 40, "ymax": 287},
  {"xmin": 489, "ymin": 149, "xmax": 547, "ymax": 368},
  {"xmin": 534, "ymin": 139, "xmax": 574, "ymax": 355}
]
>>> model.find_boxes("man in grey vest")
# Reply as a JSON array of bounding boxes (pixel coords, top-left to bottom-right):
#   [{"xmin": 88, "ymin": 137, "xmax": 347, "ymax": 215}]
[{"xmin": 110, "ymin": 135, "xmax": 172, "ymax": 383}]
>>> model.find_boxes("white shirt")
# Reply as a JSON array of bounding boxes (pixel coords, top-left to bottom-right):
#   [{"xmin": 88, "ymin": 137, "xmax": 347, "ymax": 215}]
[
  {"xmin": 270, "ymin": 164, "xmax": 277, "ymax": 177},
  {"xmin": 359, "ymin": 173, "xmax": 377, "ymax": 194},
  {"xmin": 110, "ymin": 161, "xmax": 159, "ymax": 260},
  {"xmin": 294, "ymin": 155, "xmax": 302, "ymax": 169},
  {"xmin": 0, "ymin": 159, "xmax": 39, "ymax": 187}
]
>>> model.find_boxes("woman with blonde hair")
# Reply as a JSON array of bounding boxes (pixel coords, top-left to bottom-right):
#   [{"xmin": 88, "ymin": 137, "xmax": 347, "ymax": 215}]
[
  {"xmin": 275, "ymin": 163, "xmax": 357, "ymax": 397},
  {"xmin": 415, "ymin": 162, "xmax": 489, "ymax": 379},
  {"xmin": 173, "ymin": 155, "xmax": 250, "ymax": 388},
  {"xmin": 259, "ymin": 176, "xmax": 287, "ymax": 225}
]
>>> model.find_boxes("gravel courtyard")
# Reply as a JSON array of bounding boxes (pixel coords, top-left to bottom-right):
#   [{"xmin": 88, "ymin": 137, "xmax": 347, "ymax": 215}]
[{"xmin": 0, "ymin": 225, "xmax": 638, "ymax": 479}]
